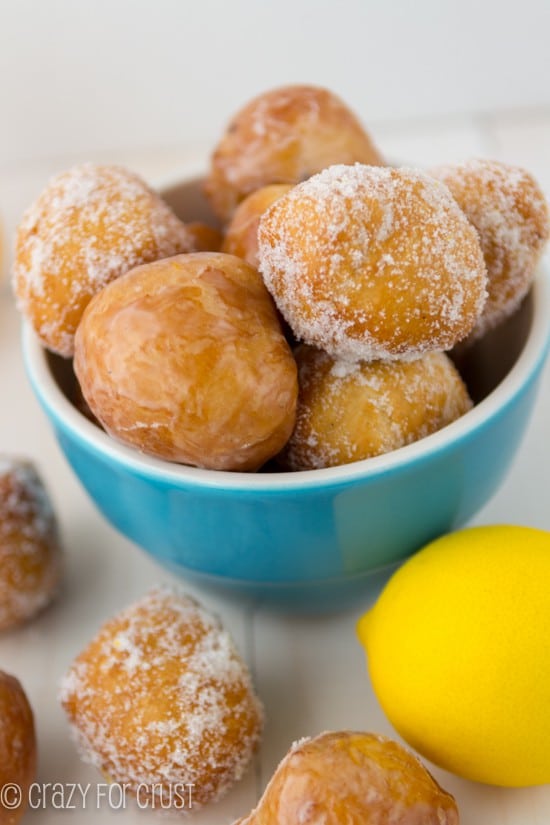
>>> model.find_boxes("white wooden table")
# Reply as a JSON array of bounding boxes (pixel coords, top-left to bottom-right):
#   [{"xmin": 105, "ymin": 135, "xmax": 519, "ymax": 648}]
[{"xmin": 1, "ymin": 109, "xmax": 550, "ymax": 824}]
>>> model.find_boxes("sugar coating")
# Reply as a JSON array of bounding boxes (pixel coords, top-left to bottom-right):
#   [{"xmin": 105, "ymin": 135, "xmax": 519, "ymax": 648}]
[
  {"xmin": 0, "ymin": 457, "xmax": 54, "ymax": 539},
  {"xmin": 59, "ymin": 587, "xmax": 263, "ymax": 809},
  {"xmin": 431, "ymin": 159, "xmax": 549, "ymax": 338},
  {"xmin": 258, "ymin": 164, "xmax": 488, "ymax": 361},
  {"xmin": 13, "ymin": 163, "xmax": 193, "ymax": 357},
  {"xmin": 0, "ymin": 457, "xmax": 62, "ymax": 629},
  {"xmin": 279, "ymin": 348, "xmax": 472, "ymax": 470}
]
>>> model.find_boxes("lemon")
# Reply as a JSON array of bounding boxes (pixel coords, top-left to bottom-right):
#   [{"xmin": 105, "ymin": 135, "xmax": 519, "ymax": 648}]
[{"xmin": 357, "ymin": 525, "xmax": 550, "ymax": 786}]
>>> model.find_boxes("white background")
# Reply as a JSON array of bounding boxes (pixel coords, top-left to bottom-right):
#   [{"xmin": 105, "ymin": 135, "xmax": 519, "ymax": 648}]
[{"xmin": 1, "ymin": 0, "xmax": 550, "ymax": 167}]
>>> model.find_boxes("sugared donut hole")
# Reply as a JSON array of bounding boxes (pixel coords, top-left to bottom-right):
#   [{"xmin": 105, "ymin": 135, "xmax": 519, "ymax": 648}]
[
  {"xmin": 278, "ymin": 348, "xmax": 472, "ymax": 470},
  {"xmin": 59, "ymin": 587, "xmax": 263, "ymax": 809},
  {"xmin": 0, "ymin": 457, "xmax": 62, "ymax": 630},
  {"xmin": 430, "ymin": 158, "xmax": 550, "ymax": 340},
  {"xmin": 258, "ymin": 164, "xmax": 488, "ymax": 362},
  {"xmin": 13, "ymin": 163, "xmax": 194, "ymax": 357}
]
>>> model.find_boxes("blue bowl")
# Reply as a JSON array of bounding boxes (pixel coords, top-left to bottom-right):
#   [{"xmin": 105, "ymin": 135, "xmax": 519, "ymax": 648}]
[{"xmin": 21, "ymin": 174, "xmax": 550, "ymax": 612}]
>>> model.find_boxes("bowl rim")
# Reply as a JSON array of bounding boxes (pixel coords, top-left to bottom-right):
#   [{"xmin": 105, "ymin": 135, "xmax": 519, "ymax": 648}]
[{"xmin": 21, "ymin": 170, "xmax": 550, "ymax": 492}]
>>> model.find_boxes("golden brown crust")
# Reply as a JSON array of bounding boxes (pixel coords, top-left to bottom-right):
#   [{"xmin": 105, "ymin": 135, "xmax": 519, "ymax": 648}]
[
  {"xmin": 0, "ymin": 458, "xmax": 62, "ymax": 630},
  {"xmin": 205, "ymin": 85, "xmax": 385, "ymax": 222},
  {"xmin": 13, "ymin": 164, "xmax": 193, "ymax": 357},
  {"xmin": 186, "ymin": 221, "xmax": 224, "ymax": 253},
  {"xmin": 236, "ymin": 731, "xmax": 458, "ymax": 825},
  {"xmin": 0, "ymin": 671, "xmax": 36, "ymax": 825},
  {"xmin": 258, "ymin": 164, "xmax": 487, "ymax": 361},
  {"xmin": 430, "ymin": 159, "xmax": 549, "ymax": 338},
  {"xmin": 60, "ymin": 588, "xmax": 263, "ymax": 810},
  {"xmin": 74, "ymin": 252, "xmax": 298, "ymax": 471},
  {"xmin": 222, "ymin": 184, "xmax": 294, "ymax": 269},
  {"xmin": 278, "ymin": 348, "xmax": 472, "ymax": 470}
]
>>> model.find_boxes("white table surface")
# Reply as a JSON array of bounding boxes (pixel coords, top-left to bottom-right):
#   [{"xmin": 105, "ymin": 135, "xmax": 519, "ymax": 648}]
[{"xmin": 1, "ymin": 109, "xmax": 550, "ymax": 824}]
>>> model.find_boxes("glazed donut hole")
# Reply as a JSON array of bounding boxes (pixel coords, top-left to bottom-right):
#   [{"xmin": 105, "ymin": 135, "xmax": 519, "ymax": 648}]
[
  {"xmin": 74, "ymin": 252, "xmax": 298, "ymax": 471},
  {"xmin": 222, "ymin": 184, "xmax": 294, "ymax": 270},
  {"xmin": 0, "ymin": 457, "xmax": 63, "ymax": 630},
  {"xmin": 59, "ymin": 586, "xmax": 263, "ymax": 810},
  {"xmin": 204, "ymin": 84, "xmax": 385, "ymax": 223},
  {"xmin": 235, "ymin": 731, "xmax": 458, "ymax": 825},
  {"xmin": 0, "ymin": 671, "xmax": 36, "ymax": 824},
  {"xmin": 430, "ymin": 158, "xmax": 550, "ymax": 340}
]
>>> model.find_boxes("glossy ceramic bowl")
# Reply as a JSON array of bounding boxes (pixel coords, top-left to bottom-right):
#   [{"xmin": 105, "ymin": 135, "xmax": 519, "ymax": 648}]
[{"xmin": 22, "ymin": 173, "xmax": 550, "ymax": 611}]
